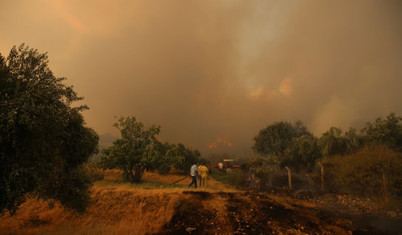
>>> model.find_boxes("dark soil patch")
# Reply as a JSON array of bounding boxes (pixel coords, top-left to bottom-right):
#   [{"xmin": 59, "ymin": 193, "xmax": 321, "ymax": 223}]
[
  {"xmin": 159, "ymin": 191, "xmax": 399, "ymax": 234},
  {"xmin": 226, "ymin": 195, "xmax": 273, "ymax": 234},
  {"xmin": 182, "ymin": 191, "xmax": 212, "ymax": 200},
  {"xmin": 161, "ymin": 196, "xmax": 217, "ymax": 234}
]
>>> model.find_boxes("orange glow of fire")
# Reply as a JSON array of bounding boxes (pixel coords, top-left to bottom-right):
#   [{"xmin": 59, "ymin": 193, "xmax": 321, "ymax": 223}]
[{"xmin": 208, "ymin": 137, "xmax": 233, "ymax": 149}]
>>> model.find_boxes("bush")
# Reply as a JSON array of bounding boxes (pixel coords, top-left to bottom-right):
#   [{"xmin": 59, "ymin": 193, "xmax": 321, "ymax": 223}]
[
  {"xmin": 227, "ymin": 170, "xmax": 247, "ymax": 189},
  {"xmin": 210, "ymin": 169, "xmax": 247, "ymax": 189},
  {"xmin": 320, "ymin": 145, "xmax": 402, "ymax": 203},
  {"xmin": 85, "ymin": 164, "xmax": 104, "ymax": 182},
  {"xmin": 157, "ymin": 163, "xmax": 171, "ymax": 175}
]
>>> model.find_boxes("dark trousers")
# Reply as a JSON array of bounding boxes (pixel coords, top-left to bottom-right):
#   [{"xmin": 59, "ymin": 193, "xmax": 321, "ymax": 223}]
[{"xmin": 188, "ymin": 176, "xmax": 197, "ymax": 188}]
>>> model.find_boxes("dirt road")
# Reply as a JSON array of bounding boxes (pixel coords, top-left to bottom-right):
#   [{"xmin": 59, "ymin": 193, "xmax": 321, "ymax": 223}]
[{"xmin": 161, "ymin": 191, "xmax": 400, "ymax": 235}]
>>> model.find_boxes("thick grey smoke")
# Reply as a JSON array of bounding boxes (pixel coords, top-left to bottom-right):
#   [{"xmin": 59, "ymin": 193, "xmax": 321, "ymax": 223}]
[{"xmin": 1, "ymin": 0, "xmax": 401, "ymax": 155}]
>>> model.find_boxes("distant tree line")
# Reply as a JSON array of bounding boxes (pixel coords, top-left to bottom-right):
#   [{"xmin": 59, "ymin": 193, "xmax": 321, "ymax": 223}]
[
  {"xmin": 250, "ymin": 113, "xmax": 402, "ymax": 202},
  {"xmin": 252, "ymin": 113, "xmax": 401, "ymax": 174}
]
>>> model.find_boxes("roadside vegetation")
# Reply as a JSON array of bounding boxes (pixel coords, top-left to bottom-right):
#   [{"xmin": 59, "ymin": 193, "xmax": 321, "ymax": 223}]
[
  {"xmin": 320, "ymin": 145, "xmax": 402, "ymax": 207},
  {"xmin": 247, "ymin": 113, "xmax": 402, "ymax": 209}
]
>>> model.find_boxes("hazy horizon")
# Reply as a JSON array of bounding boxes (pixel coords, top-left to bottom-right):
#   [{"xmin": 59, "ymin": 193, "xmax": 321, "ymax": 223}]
[{"xmin": 1, "ymin": 0, "xmax": 401, "ymax": 155}]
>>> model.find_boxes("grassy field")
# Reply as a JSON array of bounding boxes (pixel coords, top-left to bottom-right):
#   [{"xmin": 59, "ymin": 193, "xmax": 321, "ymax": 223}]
[{"xmin": 0, "ymin": 169, "xmax": 234, "ymax": 235}]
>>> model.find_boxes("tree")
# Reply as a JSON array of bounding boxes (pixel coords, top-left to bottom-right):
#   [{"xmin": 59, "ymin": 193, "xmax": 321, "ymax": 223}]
[
  {"xmin": 252, "ymin": 121, "xmax": 314, "ymax": 187},
  {"xmin": 253, "ymin": 121, "xmax": 310, "ymax": 158},
  {"xmin": 344, "ymin": 127, "xmax": 364, "ymax": 153},
  {"xmin": 167, "ymin": 143, "xmax": 200, "ymax": 173},
  {"xmin": 285, "ymin": 134, "xmax": 321, "ymax": 172},
  {"xmin": 0, "ymin": 44, "xmax": 99, "ymax": 214},
  {"xmin": 318, "ymin": 127, "xmax": 347, "ymax": 157},
  {"xmin": 362, "ymin": 113, "xmax": 402, "ymax": 152},
  {"xmin": 133, "ymin": 140, "xmax": 201, "ymax": 175},
  {"xmin": 100, "ymin": 116, "xmax": 160, "ymax": 183},
  {"xmin": 152, "ymin": 141, "xmax": 175, "ymax": 175}
]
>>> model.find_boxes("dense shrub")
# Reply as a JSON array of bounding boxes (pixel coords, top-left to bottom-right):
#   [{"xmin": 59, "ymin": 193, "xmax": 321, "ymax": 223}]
[
  {"xmin": 320, "ymin": 145, "xmax": 402, "ymax": 203},
  {"xmin": 85, "ymin": 164, "xmax": 104, "ymax": 182},
  {"xmin": 157, "ymin": 163, "xmax": 171, "ymax": 175},
  {"xmin": 227, "ymin": 170, "xmax": 247, "ymax": 189}
]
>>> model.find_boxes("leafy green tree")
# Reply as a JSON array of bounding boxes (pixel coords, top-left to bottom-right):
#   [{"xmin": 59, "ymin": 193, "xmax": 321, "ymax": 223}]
[
  {"xmin": 318, "ymin": 127, "xmax": 347, "ymax": 157},
  {"xmin": 285, "ymin": 134, "xmax": 321, "ymax": 172},
  {"xmin": 139, "ymin": 141, "xmax": 201, "ymax": 175},
  {"xmin": 253, "ymin": 121, "xmax": 310, "ymax": 158},
  {"xmin": 152, "ymin": 141, "xmax": 175, "ymax": 175},
  {"xmin": 100, "ymin": 116, "xmax": 160, "ymax": 183},
  {"xmin": 362, "ymin": 113, "xmax": 402, "ymax": 152},
  {"xmin": 198, "ymin": 157, "xmax": 211, "ymax": 166},
  {"xmin": 0, "ymin": 44, "xmax": 98, "ymax": 214},
  {"xmin": 344, "ymin": 127, "xmax": 364, "ymax": 153},
  {"xmin": 170, "ymin": 143, "xmax": 200, "ymax": 173}
]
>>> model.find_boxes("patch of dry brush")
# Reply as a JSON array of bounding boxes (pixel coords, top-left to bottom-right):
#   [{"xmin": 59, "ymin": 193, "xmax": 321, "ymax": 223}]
[
  {"xmin": 0, "ymin": 186, "xmax": 182, "ymax": 235},
  {"xmin": 0, "ymin": 169, "xmax": 232, "ymax": 234}
]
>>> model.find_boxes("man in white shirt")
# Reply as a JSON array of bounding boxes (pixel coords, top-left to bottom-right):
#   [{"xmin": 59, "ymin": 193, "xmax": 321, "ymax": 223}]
[{"xmin": 187, "ymin": 162, "xmax": 198, "ymax": 188}]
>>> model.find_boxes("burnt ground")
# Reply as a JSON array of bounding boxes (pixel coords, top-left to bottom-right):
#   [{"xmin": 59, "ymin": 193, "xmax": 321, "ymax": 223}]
[{"xmin": 159, "ymin": 191, "xmax": 401, "ymax": 235}]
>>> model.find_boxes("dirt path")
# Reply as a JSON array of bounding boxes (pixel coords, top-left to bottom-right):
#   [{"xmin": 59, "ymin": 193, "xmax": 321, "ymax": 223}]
[{"xmin": 161, "ymin": 191, "xmax": 398, "ymax": 234}]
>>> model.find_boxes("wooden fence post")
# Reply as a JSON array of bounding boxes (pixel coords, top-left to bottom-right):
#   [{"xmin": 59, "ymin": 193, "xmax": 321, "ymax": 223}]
[
  {"xmin": 285, "ymin": 166, "xmax": 292, "ymax": 190},
  {"xmin": 382, "ymin": 172, "xmax": 389, "ymax": 205},
  {"xmin": 318, "ymin": 162, "xmax": 324, "ymax": 192}
]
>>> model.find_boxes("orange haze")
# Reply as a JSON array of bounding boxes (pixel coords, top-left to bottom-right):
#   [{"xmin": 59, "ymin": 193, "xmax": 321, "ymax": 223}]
[{"xmin": 1, "ymin": 0, "xmax": 401, "ymax": 155}]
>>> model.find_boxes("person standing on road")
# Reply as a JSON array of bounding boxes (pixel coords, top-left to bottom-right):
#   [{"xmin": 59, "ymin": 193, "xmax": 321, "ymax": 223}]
[
  {"xmin": 187, "ymin": 162, "xmax": 198, "ymax": 188},
  {"xmin": 198, "ymin": 163, "xmax": 209, "ymax": 187}
]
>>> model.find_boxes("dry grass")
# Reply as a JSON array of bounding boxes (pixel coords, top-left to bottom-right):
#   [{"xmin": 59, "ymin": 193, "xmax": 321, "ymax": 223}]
[
  {"xmin": 0, "ymin": 169, "xmax": 236, "ymax": 234},
  {"xmin": 0, "ymin": 186, "xmax": 184, "ymax": 235}
]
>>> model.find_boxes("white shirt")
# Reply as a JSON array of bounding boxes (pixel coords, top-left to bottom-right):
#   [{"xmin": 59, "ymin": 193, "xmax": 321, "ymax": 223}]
[{"xmin": 190, "ymin": 164, "xmax": 198, "ymax": 176}]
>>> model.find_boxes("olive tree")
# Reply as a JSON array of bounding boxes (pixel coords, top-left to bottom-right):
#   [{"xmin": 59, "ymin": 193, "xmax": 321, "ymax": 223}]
[
  {"xmin": 149, "ymin": 142, "xmax": 201, "ymax": 175},
  {"xmin": 318, "ymin": 127, "xmax": 347, "ymax": 157},
  {"xmin": 170, "ymin": 143, "xmax": 200, "ymax": 173},
  {"xmin": 362, "ymin": 113, "xmax": 402, "ymax": 152},
  {"xmin": 253, "ymin": 121, "xmax": 310, "ymax": 161},
  {"xmin": 100, "ymin": 116, "xmax": 160, "ymax": 183},
  {"xmin": 285, "ymin": 134, "xmax": 321, "ymax": 172},
  {"xmin": 0, "ymin": 44, "xmax": 98, "ymax": 214}
]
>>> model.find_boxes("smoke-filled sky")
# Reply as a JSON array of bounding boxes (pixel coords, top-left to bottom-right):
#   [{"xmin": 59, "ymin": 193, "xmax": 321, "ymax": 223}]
[{"xmin": 1, "ymin": 0, "xmax": 401, "ymax": 155}]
